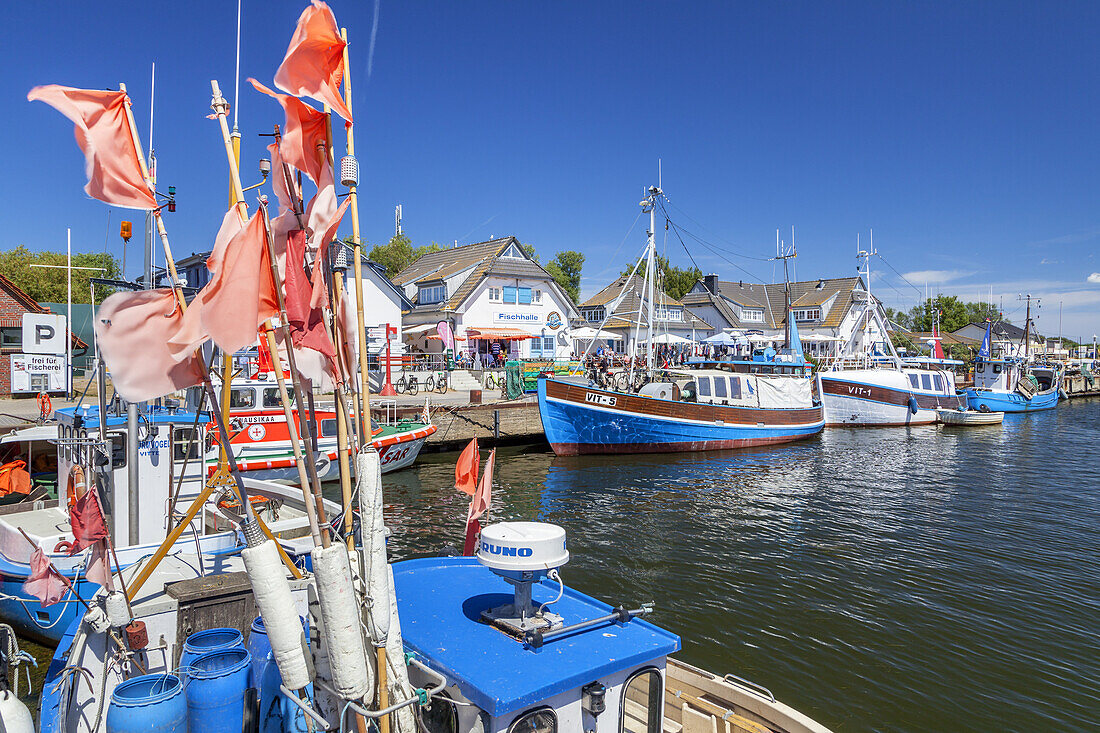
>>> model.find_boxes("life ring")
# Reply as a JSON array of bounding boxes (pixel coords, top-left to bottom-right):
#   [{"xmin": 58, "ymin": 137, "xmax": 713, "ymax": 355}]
[
  {"xmin": 217, "ymin": 494, "xmax": 271, "ymax": 511},
  {"xmin": 66, "ymin": 465, "xmax": 87, "ymax": 512},
  {"xmin": 53, "ymin": 540, "xmax": 72, "ymax": 553},
  {"xmin": 36, "ymin": 392, "xmax": 52, "ymax": 421}
]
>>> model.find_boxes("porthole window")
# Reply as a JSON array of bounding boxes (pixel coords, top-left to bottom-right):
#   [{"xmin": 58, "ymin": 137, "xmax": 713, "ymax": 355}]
[
  {"xmin": 620, "ymin": 667, "xmax": 662, "ymax": 733},
  {"xmin": 509, "ymin": 707, "xmax": 556, "ymax": 733}
]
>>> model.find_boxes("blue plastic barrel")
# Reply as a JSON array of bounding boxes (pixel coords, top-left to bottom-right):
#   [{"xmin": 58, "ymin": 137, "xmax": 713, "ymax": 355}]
[
  {"xmin": 180, "ymin": 627, "xmax": 244, "ymax": 673},
  {"xmin": 185, "ymin": 647, "xmax": 251, "ymax": 733},
  {"xmin": 247, "ymin": 615, "xmax": 314, "ymax": 733},
  {"xmin": 106, "ymin": 674, "xmax": 186, "ymax": 733}
]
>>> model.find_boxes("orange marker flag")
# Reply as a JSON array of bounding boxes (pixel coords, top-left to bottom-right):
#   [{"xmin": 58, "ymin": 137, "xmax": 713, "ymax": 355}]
[
  {"xmin": 455, "ymin": 438, "xmax": 480, "ymax": 496},
  {"xmin": 249, "ymin": 79, "xmax": 329, "ymax": 185},
  {"xmin": 273, "ymin": 1, "xmax": 353, "ymax": 124},
  {"xmin": 463, "ymin": 449, "xmax": 494, "ymax": 556},
  {"xmin": 27, "ymin": 85, "xmax": 156, "ymax": 210}
]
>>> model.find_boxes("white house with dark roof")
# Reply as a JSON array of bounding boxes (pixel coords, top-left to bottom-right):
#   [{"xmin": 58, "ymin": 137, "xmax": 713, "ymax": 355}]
[
  {"xmin": 576, "ymin": 274, "xmax": 712, "ymax": 354},
  {"xmin": 952, "ymin": 321, "xmax": 1042, "ymax": 358},
  {"xmin": 394, "ymin": 237, "xmax": 579, "ymax": 362},
  {"xmin": 681, "ymin": 274, "xmax": 893, "ymax": 357}
]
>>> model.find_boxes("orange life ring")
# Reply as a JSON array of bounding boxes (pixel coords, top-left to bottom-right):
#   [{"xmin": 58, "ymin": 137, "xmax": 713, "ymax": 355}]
[
  {"xmin": 66, "ymin": 465, "xmax": 87, "ymax": 513},
  {"xmin": 37, "ymin": 392, "xmax": 52, "ymax": 421}
]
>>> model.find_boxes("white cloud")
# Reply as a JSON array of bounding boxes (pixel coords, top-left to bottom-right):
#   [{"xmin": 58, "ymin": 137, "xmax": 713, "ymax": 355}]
[
  {"xmin": 1040, "ymin": 258, "xmax": 1061, "ymax": 265},
  {"xmin": 901, "ymin": 269, "xmax": 967, "ymax": 284},
  {"xmin": 1088, "ymin": 273, "xmax": 1100, "ymax": 284}
]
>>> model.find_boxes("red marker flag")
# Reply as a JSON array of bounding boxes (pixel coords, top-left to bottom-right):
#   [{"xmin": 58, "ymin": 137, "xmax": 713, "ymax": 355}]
[
  {"xmin": 274, "ymin": 1, "xmax": 353, "ymax": 124},
  {"xmin": 23, "ymin": 548, "xmax": 68, "ymax": 608},
  {"xmin": 463, "ymin": 449, "xmax": 494, "ymax": 556},
  {"xmin": 454, "ymin": 438, "xmax": 479, "ymax": 497},
  {"xmin": 69, "ymin": 485, "xmax": 108, "ymax": 554},
  {"xmin": 27, "ymin": 85, "xmax": 156, "ymax": 210}
]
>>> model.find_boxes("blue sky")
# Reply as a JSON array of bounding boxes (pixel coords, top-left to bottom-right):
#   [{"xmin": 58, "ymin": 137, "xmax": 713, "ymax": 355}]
[{"xmin": 4, "ymin": 1, "xmax": 1099, "ymax": 339}]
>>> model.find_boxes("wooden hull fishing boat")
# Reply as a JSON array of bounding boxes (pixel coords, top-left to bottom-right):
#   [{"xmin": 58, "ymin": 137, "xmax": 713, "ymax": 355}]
[{"xmin": 538, "ymin": 375, "xmax": 824, "ymax": 456}]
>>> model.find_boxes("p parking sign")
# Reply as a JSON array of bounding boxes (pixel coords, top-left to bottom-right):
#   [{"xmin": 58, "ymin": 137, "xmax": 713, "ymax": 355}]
[{"xmin": 22, "ymin": 313, "xmax": 67, "ymax": 355}]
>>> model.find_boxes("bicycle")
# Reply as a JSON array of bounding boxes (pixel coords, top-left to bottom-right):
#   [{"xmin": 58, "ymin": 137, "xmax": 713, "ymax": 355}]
[
  {"xmin": 425, "ymin": 371, "xmax": 448, "ymax": 394},
  {"xmin": 395, "ymin": 374, "xmax": 419, "ymax": 396}
]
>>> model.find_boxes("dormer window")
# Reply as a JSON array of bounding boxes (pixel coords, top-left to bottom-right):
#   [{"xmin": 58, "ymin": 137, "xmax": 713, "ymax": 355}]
[
  {"xmin": 741, "ymin": 308, "xmax": 764, "ymax": 323},
  {"xmin": 793, "ymin": 308, "xmax": 820, "ymax": 322},
  {"xmin": 419, "ymin": 284, "xmax": 445, "ymax": 304}
]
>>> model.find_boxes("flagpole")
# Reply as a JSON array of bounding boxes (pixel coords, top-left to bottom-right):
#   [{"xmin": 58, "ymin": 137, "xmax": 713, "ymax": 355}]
[{"xmin": 341, "ymin": 28, "xmax": 371, "ymax": 445}]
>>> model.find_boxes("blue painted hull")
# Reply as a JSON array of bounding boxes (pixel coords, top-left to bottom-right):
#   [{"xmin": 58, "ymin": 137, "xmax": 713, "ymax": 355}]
[
  {"xmin": 0, "ymin": 551, "xmax": 99, "ymax": 645},
  {"xmin": 964, "ymin": 387, "xmax": 1059, "ymax": 413},
  {"xmin": 538, "ymin": 378, "xmax": 823, "ymax": 455}
]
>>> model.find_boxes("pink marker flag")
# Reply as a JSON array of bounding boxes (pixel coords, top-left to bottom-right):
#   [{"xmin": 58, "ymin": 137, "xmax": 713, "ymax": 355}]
[
  {"xmin": 274, "ymin": 1, "xmax": 353, "ymax": 124},
  {"xmin": 174, "ymin": 209, "xmax": 279, "ymax": 357},
  {"xmin": 250, "ymin": 79, "xmax": 329, "ymax": 185},
  {"xmin": 95, "ymin": 289, "xmax": 205, "ymax": 403},
  {"xmin": 27, "ymin": 85, "xmax": 156, "ymax": 210},
  {"xmin": 84, "ymin": 541, "xmax": 114, "ymax": 589},
  {"xmin": 23, "ymin": 548, "xmax": 68, "ymax": 608},
  {"xmin": 463, "ymin": 449, "xmax": 494, "ymax": 556}
]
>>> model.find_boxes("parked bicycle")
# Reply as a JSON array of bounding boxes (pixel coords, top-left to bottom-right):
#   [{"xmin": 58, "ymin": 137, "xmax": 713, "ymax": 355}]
[
  {"xmin": 395, "ymin": 373, "xmax": 420, "ymax": 395},
  {"xmin": 425, "ymin": 371, "xmax": 448, "ymax": 394}
]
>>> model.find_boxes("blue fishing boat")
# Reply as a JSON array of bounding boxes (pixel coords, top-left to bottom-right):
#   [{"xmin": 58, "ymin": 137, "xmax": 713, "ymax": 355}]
[{"xmin": 963, "ymin": 322, "xmax": 1062, "ymax": 413}]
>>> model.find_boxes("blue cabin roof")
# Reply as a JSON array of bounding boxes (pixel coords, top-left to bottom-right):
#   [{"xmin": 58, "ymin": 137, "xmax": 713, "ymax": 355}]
[
  {"xmin": 55, "ymin": 405, "xmax": 208, "ymax": 431},
  {"xmin": 392, "ymin": 557, "xmax": 680, "ymax": 718}
]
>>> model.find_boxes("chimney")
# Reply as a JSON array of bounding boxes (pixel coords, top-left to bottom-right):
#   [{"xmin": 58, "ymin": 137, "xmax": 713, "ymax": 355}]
[{"xmin": 704, "ymin": 274, "xmax": 719, "ymax": 294}]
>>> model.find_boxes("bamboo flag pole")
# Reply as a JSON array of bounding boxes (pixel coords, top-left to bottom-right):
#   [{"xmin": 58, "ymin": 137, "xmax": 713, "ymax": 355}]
[
  {"xmin": 339, "ymin": 30, "xmax": 388, "ymax": 733},
  {"xmin": 211, "ymin": 80, "xmax": 332, "ymax": 548},
  {"xmin": 341, "ymin": 29, "xmax": 372, "ymax": 442}
]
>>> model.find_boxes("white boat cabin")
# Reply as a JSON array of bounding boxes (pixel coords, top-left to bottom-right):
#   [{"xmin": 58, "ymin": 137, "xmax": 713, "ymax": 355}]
[{"xmin": 679, "ymin": 370, "xmax": 815, "ymax": 409}]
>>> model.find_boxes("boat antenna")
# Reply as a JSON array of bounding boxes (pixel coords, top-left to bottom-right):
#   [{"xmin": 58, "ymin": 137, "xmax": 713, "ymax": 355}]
[{"xmin": 771, "ymin": 234, "xmax": 796, "ymax": 349}]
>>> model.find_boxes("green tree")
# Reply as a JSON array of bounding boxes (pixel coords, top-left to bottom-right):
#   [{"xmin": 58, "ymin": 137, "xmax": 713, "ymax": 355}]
[
  {"xmin": 365, "ymin": 234, "xmax": 444, "ymax": 279},
  {"xmin": 883, "ymin": 306, "xmax": 912, "ymax": 330},
  {"xmin": 0, "ymin": 246, "xmax": 121, "ymax": 304},
  {"xmin": 546, "ymin": 251, "xmax": 584, "ymax": 303},
  {"xmin": 520, "ymin": 242, "xmax": 539, "ymax": 264},
  {"xmin": 904, "ymin": 296, "xmax": 1005, "ymax": 333},
  {"xmin": 621, "ymin": 255, "xmax": 701, "ymax": 300}
]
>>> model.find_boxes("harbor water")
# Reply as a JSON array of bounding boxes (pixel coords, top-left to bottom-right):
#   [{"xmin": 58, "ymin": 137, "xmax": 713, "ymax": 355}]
[
  {"xmin": 378, "ymin": 397, "xmax": 1100, "ymax": 732},
  {"xmin": 19, "ymin": 399, "xmax": 1098, "ymax": 731}
]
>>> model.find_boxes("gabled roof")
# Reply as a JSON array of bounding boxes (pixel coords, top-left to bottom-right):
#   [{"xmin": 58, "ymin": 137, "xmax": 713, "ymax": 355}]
[
  {"xmin": 680, "ymin": 289, "xmax": 741, "ymax": 329},
  {"xmin": 696, "ymin": 276, "xmax": 863, "ymax": 330},
  {"xmin": 957, "ymin": 321, "xmax": 1040, "ymax": 341},
  {"xmin": 580, "ymin": 274, "xmax": 711, "ymax": 330},
  {"xmin": 399, "ymin": 236, "xmax": 578, "ymax": 317},
  {"xmin": 394, "ymin": 237, "xmax": 515, "ymax": 288},
  {"xmin": 0, "ymin": 275, "xmax": 89, "ymax": 348}
]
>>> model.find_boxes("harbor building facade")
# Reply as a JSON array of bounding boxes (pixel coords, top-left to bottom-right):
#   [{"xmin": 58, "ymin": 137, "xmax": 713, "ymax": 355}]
[
  {"xmin": 395, "ymin": 237, "xmax": 579, "ymax": 364},
  {"xmin": 680, "ymin": 274, "xmax": 892, "ymax": 358},
  {"xmin": 953, "ymin": 321, "xmax": 1043, "ymax": 358},
  {"xmin": 576, "ymin": 274, "xmax": 712, "ymax": 355}
]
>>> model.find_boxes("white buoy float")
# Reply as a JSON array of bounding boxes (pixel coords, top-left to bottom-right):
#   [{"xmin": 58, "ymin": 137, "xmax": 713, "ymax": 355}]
[
  {"xmin": 312, "ymin": 543, "xmax": 370, "ymax": 700},
  {"xmin": 242, "ymin": 538, "xmax": 312, "ymax": 690}
]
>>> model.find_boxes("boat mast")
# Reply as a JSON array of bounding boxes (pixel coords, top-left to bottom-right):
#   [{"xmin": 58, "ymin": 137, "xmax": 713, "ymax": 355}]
[
  {"xmin": 644, "ymin": 185, "xmax": 659, "ymax": 372},
  {"xmin": 773, "ymin": 231, "xmax": 796, "ymax": 350}
]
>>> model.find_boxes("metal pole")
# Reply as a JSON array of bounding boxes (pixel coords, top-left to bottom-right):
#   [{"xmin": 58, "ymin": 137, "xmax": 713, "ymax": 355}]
[{"xmin": 66, "ymin": 228, "xmax": 72, "ymax": 400}]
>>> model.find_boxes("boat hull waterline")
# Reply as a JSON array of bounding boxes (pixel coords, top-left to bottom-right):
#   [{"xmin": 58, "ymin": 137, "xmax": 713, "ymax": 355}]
[
  {"xmin": 819, "ymin": 372, "xmax": 963, "ymax": 427},
  {"xmin": 538, "ymin": 378, "xmax": 824, "ymax": 456}
]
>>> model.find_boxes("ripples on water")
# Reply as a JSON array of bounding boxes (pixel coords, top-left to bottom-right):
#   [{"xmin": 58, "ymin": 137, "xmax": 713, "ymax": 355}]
[{"xmin": 374, "ymin": 398, "xmax": 1100, "ymax": 732}]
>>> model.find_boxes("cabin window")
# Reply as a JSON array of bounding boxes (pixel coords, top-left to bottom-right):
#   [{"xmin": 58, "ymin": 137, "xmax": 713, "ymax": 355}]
[
  {"xmin": 173, "ymin": 428, "xmax": 201, "ymax": 462},
  {"xmin": 908, "ymin": 374, "xmax": 920, "ymax": 389},
  {"xmin": 933, "ymin": 374, "xmax": 944, "ymax": 392},
  {"xmin": 509, "ymin": 707, "xmax": 556, "ymax": 733},
  {"xmin": 713, "ymin": 377, "xmax": 727, "ymax": 399},
  {"xmin": 992, "ymin": 364, "xmax": 1002, "ymax": 374},
  {"xmin": 262, "ymin": 387, "xmax": 295, "ymax": 408},
  {"xmin": 230, "ymin": 388, "xmax": 255, "ymax": 408},
  {"xmin": 697, "ymin": 377, "xmax": 712, "ymax": 398},
  {"xmin": 320, "ymin": 419, "xmax": 337, "ymax": 438},
  {"xmin": 920, "ymin": 374, "xmax": 932, "ymax": 391},
  {"xmin": 620, "ymin": 667, "xmax": 662, "ymax": 733},
  {"xmin": 729, "ymin": 376, "xmax": 742, "ymax": 399},
  {"xmin": 110, "ymin": 434, "xmax": 126, "ymax": 469}
]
